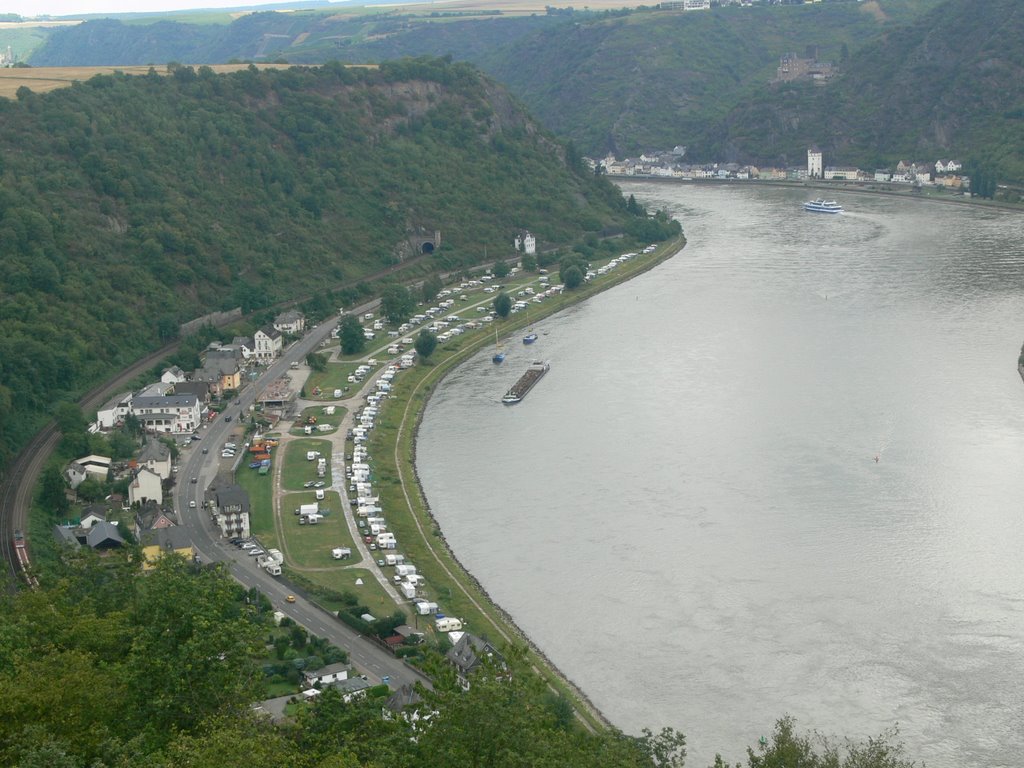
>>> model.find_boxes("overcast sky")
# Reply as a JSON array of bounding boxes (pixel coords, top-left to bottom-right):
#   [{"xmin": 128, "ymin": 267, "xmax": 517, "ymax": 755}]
[{"xmin": 11, "ymin": 0, "xmax": 292, "ymax": 17}]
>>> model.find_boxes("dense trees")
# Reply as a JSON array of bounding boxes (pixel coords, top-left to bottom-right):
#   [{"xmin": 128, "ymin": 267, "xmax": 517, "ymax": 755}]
[
  {"xmin": 559, "ymin": 253, "xmax": 589, "ymax": 290},
  {"xmin": 414, "ymin": 329, "xmax": 438, "ymax": 361},
  {"xmin": 339, "ymin": 315, "xmax": 366, "ymax": 356},
  {"xmin": 381, "ymin": 284, "xmax": 416, "ymax": 325},
  {"xmin": 493, "ymin": 291, "xmax": 512, "ymax": 318}
]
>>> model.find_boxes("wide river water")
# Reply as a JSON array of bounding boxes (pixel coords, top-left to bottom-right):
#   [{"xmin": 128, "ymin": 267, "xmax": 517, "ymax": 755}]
[{"xmin": 416, "ymin": 183, "xmax": 1024, "ymax": 766}]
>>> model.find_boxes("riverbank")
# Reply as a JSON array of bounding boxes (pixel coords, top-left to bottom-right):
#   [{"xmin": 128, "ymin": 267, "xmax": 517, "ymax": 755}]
[
  {"xmin": 370, "ymin": 234, "xmax": 684, "ymax": 730},
  {"xmin": 617, "ymin": 176, "xmax": 1024, "ymax": 214}
]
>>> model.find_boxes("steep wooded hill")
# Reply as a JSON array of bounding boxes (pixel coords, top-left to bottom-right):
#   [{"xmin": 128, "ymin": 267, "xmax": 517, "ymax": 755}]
[
  {"xmin": 728, "ymin": 0, "xmax": 1024, "ymax": 178},
  {"xmin": 26, "ymin": 12, "xmax": 563, "ymax": 67},
  {"xmin": 0, "ymin": 58, "xmax": 636, "ymax": 472}
]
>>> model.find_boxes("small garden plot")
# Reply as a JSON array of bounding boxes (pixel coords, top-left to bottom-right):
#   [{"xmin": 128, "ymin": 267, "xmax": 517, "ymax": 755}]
[{"xmin": 289, "ymin": 405, "xmax": 346, "ymax": 436}]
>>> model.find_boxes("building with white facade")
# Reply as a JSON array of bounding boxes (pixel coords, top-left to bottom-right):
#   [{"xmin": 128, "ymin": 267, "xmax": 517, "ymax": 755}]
[
  {"xmin": 273, "ymin": 310, "xmax": 306, "ymax": 335},
  {"xmin": 807, "ymin": 148, "xmax": 823, "ymax": 179},
  {"xmin": 95, "ymin": 391, "xmax": 134, "ymax": 430},
  {"xmin": 130, "ymin": 393, "xmax": 201, "ymax": 434},
  {"xmin": 254, "ymin": 327, "xmax": 283, "ymax": 360},
  {"xmin": 136, "ymin": 439, "xmax": 172, "ymax": 480},
  {"xmin": 128, "ymin": 466, "xmax": 163, "ymax": 506}
]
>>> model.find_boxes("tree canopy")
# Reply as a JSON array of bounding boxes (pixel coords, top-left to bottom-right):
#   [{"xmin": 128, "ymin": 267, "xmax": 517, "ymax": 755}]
[
  {"xmin": 0, "ymin": 57, "xmax": 644, "ymax": 475},
  {"xmin": 414, "ymin": 329, "xmax": 438, "ymax": 360}
]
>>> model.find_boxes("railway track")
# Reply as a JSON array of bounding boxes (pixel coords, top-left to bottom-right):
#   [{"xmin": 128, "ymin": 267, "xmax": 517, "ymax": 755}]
[
  {"xmin": 0, "ymin": 252, "xmax": 444, "ymax": 589},
  {"xmin": 0, "ymin": 342, "xmax": 180, "ymax": 590}
]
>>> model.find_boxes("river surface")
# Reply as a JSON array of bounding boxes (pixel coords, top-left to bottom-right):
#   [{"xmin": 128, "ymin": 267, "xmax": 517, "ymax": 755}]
[{"xmin": 416, "ymin": 183, "xmax": 1024, "ymax": 766}]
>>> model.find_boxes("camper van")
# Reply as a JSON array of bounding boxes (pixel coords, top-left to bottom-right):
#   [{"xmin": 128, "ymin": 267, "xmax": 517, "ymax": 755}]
[{"xmin": 435, "ymin": 617, "xmax": 463, "ymax": 633}]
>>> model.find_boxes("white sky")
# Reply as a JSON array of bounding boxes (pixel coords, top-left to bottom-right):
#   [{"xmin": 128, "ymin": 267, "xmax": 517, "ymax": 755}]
[{"xmin": 10, "ymin": 0, "xmax": 298, "ymax": 18}]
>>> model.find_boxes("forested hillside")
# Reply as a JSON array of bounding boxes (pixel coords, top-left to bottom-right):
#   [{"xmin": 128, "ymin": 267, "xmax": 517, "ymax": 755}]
[
  {"xmin": 0, "ymin": 58, "xmax": 635, "ymax": 473},
  {"xmin": 24, "ymin": 1, "xmax": 949, "ymax": 159},
  {"xmin": 26, "ymin": 11, "xmax": 564, "ymax": 67},
  {"xmin": 707, "ymin": 0, "xmax": 1024, "ymax": 179}
]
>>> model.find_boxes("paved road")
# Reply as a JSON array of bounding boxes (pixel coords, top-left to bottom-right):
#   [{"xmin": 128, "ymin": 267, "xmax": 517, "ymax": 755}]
[{"xmin": 175, "ymin": 303, "xmax": 430, "ymax": 691}]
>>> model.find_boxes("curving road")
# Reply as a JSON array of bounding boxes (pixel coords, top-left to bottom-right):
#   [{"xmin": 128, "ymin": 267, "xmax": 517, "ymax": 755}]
[{"xmin": 175, "ymin": 304, "xmax": 430, "ymax": 690}]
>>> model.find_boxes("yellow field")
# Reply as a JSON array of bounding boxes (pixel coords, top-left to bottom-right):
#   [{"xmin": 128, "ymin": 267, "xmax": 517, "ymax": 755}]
[{"xmin": 0, "ymin": 63, "xmax": 295, "ymax": 99}]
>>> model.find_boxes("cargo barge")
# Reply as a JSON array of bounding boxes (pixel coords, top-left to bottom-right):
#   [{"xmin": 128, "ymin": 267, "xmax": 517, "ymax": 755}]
[{"xmin": 502, "ymin": 361, "xmax": 549, "ymax": 404}]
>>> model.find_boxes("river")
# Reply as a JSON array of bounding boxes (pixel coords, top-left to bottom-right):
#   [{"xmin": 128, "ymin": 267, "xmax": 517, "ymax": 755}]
[{"xmin": 415, "ymin": 182, "xmax": 1024, "ymax": 767}]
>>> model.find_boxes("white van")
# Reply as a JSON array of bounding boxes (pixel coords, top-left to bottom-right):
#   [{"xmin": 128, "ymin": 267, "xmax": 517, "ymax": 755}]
[{"xmin": 315, "ymin": 489, "xmax": 325, "ymax": 500}]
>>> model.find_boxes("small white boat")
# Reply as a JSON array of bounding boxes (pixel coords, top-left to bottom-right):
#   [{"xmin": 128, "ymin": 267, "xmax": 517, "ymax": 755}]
[{"xmin": 804, "ymin": 198, "xmax": 843, "ymax": 213}]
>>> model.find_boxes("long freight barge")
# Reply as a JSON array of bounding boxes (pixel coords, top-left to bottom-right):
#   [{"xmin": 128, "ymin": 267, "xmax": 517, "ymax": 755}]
[{"xmin": 502, "ymin": 361, "xmax": 550, "ymax": 404}]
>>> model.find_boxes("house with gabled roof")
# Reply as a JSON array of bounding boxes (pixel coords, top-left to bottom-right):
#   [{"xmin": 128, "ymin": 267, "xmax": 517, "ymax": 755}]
[
  {"xmin": 134, "ymin": 501, "xmax": 176, "ymax": 539},
  {"xmin": 139, "ymin": 526, "xmax": 195, "ymax": 570},
  {"xmin": 303, "ymin": 662, "xmax": 349, "ymax": 687},
  {"xmin": 161, "ymin": 365, "xmax": 187, "ymax": 384},
  {"xmin": 128, "ymin": 466, "xmax": 163, "ymax": 506},
  {"xmin": 170, "ymin": 380, "xmax": 210, "ymax": 404},
  {"xmin": 273, "ymin": 310, "xmax": 305, "ymax": 335},
  {"xmin": 79, "ymin": 504, "xmax": 109, "ymax": 530},
  {"xmin": 64, "ymin": 461, "xmax": 89, "ymax": 490},
  {"xmin": 232, "ymin": 336, "xmax": 254, "ymax": 360},
  {"xmin": 95, "ymin": 391, "xmax": 134, "ymax": 430},
  {"xmin": 53, "ymin": 524, "xmax": 83, "ymax": 550},
  {"xmin": 137, "ymin": 439, "xmax": 172, "ymax": 480},
  {"xmin": 86, "ymin": 521, "xmax": 124, "ymax": 550},
  {"xmin": 206, "ymin": 478, "xmax": 250, "ymax": 538},
  {"xmin": 254, "ymin": 326, "xmax": 283, "ymax": 360},
  {"xmin": 446, "ymin": 632, "xmax": 506, "ymax": 690}
]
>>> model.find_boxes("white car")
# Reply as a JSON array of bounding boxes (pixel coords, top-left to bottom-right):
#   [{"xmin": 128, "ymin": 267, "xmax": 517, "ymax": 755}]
[{"xmin": 189, "ymin": 500, "xmax": 197, "ymax": 508}]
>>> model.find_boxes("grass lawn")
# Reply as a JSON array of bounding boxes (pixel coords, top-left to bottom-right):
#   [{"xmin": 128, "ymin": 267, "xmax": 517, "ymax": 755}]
[
  {"xmin": 306, "ymin": 363, "xmax": 360, "ymax": 400},
  {"xmin": 289, "ymin": 405, "xmax": 346, "ymax": 436},
  {"xmin": 235, "ymin": 464, "xmax": 277, "ymax": 544},
  {"xmin": 300, "ymin": 567, "xmax": 404, "ymax": 620},
  {"xmin": 282, "ymin": 438, "xmax": 333, "ymax": 491},
  {"xmin": 278, "ymin": 497, "xmax": 352, "ymax": 569}
]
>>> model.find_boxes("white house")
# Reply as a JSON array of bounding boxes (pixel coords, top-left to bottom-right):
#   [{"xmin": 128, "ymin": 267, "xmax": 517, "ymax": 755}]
[
  {"xmin": 128, "ymin": 466, "xmax": 163, "ymax": 506},
  {"xmin": 161, "ymin": 366, "xmax": 187, "ymax": 385},
  {"xmin": 136, "ymin": 439, "xmax": 172, "ymax": 480},
  {"xmin": 273, "ymin": 310, "xmax": 306, "ymax": 335},
  {"xmin": 64, "ymin": 462, "xmax": 88, "ymax": 490},
  {"xmin": 303, "ymin": 662, "xmax": 349, "ymax": 687},
  {"xmin": 130, "ymin": 394, "xmax": 201, "ymax": 434},
  {"xmin": 231, "ymin": 336, "xmax": 254, "ymax": 360},
  {"xmin": 95, "ymin": 391, "xmax": 133, "ymax": 430},
  {"xmin": 254, "ymin": 327, "xmax": 283, "ymax": 360},
  {"xmin": 935, "ymin": 159, "xmax": 962, "ymax": 174}
]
